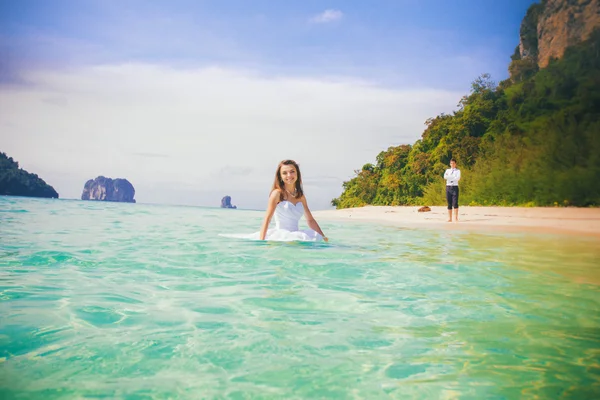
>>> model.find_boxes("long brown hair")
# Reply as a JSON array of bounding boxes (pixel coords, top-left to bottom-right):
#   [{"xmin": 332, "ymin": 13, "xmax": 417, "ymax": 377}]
[{"xmin": 272, "ymin": 159, "xmax": 304, "ymax": 201}]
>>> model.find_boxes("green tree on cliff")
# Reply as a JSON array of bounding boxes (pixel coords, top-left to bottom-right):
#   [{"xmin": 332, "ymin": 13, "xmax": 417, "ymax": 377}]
[
  {"xmin": 0, "ymin": 152, "xmax": 59, "ymax": 198},
  {"xmin": 332, "ymin": 27, "xmax": 600, "ymax": 208}
]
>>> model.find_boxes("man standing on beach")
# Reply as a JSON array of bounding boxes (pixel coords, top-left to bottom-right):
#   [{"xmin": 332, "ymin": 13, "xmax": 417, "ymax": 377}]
[{"xmin": 443, "ymin": 159, "xmax": 461, "ymax": 222}]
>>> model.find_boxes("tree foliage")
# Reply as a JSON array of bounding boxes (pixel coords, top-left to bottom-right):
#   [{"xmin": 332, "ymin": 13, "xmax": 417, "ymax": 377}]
[
  {"xmin": 0, "ymin": 152, "xmax": 59, "ymax": 198},
  {"xmin": 332, "ymin": 28, "xmax": 600, "ymax": 208}
]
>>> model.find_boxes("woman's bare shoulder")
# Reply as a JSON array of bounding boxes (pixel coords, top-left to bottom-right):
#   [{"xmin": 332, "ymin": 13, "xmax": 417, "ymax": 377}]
[{"xmin": 269, "ymin": 189, "xmax": 282, "ymax": 200}]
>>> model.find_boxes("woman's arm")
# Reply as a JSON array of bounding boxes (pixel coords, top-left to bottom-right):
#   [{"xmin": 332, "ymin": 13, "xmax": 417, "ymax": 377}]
[
  {"xmin": 259, "ymin": 190, "xmax": 280, "ymax": 240},
  {"xmin": 301, "ymin": 196, "xmax": 328, "ymax": 242}
]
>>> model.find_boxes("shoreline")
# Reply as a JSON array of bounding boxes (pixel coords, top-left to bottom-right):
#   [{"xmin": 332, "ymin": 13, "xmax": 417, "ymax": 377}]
[{"xmin": 312, "ymin": 206, "xmax": 600, "ymax": 238}]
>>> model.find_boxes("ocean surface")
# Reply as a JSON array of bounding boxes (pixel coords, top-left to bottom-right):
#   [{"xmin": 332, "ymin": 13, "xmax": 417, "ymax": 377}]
[{"xmin": 1, "ymin": 196, "xmax": 599, "ymax": 399}]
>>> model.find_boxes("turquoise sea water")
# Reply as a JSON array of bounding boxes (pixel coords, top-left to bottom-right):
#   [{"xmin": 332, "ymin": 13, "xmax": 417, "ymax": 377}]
[{"xmin": 1, "ymin": 196, "xmax": 599, "ymax": 399}]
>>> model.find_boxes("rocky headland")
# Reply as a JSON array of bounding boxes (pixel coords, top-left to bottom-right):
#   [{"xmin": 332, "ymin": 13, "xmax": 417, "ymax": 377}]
[{"xmin": 0, "ymin": 152, "xmax": 59, "ymax": 198}]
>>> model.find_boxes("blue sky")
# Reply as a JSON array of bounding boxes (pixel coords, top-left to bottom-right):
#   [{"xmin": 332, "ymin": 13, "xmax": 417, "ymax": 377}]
[
  {"xmin": 0, "ymin": 1, "xmax": 538, "ymax": 209},
  {"xmin": 2, "ymin": 0, "xmax": 535, "ymax": 88}
]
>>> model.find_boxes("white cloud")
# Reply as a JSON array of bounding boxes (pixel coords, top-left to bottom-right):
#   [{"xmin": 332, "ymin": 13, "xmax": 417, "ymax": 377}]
[
  {"xmin": 310, "ymin": 9, "xmax": 344, "ymax": 24},
  {"xmin": 0, "ymin": 64, "xmax": 461, "ymax": 210}
]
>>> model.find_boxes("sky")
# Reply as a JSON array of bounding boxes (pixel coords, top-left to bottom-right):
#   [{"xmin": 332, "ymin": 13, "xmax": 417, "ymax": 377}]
[{"xmin": 0, "ymin": 0, "xmax": 537, "ymax": 210}]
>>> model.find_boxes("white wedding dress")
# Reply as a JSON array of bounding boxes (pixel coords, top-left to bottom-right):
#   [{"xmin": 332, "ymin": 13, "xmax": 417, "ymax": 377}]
[{"xmin": 221, "ymin": 201, "xmax": 324, "ymax": 242}]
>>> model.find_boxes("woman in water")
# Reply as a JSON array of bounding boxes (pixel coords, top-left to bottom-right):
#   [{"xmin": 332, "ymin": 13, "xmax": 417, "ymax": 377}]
[{"xmin": 258, "ymin": 159, "xmax": 328, "ymax": 242}]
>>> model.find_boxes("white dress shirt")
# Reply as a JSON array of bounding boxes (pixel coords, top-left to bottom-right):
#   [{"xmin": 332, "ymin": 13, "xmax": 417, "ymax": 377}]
[{"xmin": 444, "ymin": 168, "xmax": 461, "ymax": 186}]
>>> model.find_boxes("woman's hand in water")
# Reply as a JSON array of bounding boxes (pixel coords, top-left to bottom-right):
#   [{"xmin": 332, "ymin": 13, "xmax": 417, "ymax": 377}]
[{"xmin": 323, "ymin": 236, "xmax": 329, "ymax": 242}]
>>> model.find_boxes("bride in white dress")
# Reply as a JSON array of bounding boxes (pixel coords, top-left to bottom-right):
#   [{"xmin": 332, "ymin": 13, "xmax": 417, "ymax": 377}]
[{"xmin": 225, "ymin": 160, "xmax": 328, "ymax": 242}]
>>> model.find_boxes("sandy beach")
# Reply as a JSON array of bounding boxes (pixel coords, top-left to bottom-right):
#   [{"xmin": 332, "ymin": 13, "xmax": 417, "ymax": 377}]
[{"xmin": 313, "ymin": 206, "xmax": 600, "ymax": 238}]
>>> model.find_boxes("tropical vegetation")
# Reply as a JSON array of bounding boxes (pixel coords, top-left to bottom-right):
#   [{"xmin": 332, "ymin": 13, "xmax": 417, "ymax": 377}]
[{"xmin": 332, "ymin": 26, "xmax": 600, "ymax": 209}]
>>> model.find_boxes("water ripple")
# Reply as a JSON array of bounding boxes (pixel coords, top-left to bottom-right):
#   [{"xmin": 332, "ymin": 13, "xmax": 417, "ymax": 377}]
[{"xmin": 1, "ymin": 197, "xmax": 599, "ymax": 398}]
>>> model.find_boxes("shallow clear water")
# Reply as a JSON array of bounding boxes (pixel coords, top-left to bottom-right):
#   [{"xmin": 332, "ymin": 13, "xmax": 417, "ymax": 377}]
[{"xmin": 1, "ymin": 197, "xmax": 599, "ymax": 399}]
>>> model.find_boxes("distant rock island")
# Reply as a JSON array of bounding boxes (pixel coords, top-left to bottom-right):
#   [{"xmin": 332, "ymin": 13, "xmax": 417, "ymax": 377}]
[
  {"xmin": 81, "ymin": 176, "xmax": 136, "ymax": 203},
  {"xmin": 221, "ymin": 195, "xmax": 237, "ymax": 209},
  {"xmin": 0, "ymin": 152, "xmax": 59, "ymax": 198}
]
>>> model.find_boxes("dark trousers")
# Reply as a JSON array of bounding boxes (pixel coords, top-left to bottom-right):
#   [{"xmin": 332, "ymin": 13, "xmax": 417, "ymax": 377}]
[{"xmin": 446, "ymin": 186, "xmax": 459, "ymax": 209}]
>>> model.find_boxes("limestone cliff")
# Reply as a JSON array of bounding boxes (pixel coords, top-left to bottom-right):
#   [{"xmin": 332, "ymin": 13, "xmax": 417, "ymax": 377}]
[
  {"xmin": 517, "ymin": 0, "xmax": 600, "ymax": 69},
  {"xmin": 81, "ymin": 176, "xmax": 136, "ymax": 203},
  {"xmin": 221, "ymin": 195, "xmax": 237, "ymax": 209}
]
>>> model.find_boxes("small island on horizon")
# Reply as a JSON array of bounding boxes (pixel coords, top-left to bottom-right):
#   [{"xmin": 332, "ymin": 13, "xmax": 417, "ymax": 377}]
[
  {"xmin": 221, "ymin": 195, "xmax": 237, "ymax": 209},
  {"xmin": 81, "ymin": 176, "xmax": 136, "ymax": 203}
]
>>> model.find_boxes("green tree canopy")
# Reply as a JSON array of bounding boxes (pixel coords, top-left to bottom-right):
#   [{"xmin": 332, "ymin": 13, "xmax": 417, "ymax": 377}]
[
  {"xmin": 0, "ymin": 152, "xmax": 59, "ymax": 199},
  {"xmin": 332, "ymin": 27, "xmax": 600, "ymax": 208}
]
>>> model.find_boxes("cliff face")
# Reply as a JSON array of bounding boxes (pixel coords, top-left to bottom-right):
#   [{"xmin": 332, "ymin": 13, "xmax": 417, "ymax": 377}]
[
  {"xmin": 518, "ymin": 2, "xmax": 544, "ymax": 60},
  {"xmin": 81, "ymin": 176, "xmax": 136, "ymax": 203},
  {"xmin": 538, "ymin": 0, "xmax": 600, "ymax": 67},
  {"xmin": 519, "ymin": 0, "xmax": 600, "ymax": 68}
]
